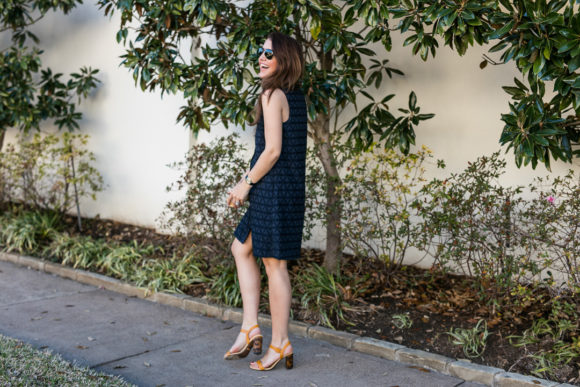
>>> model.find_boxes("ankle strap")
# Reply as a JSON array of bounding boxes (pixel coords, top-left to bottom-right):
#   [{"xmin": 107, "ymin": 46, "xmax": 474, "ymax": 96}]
[
  {"xmin": 240, "ymin": 324, "xmax": 260, "ymax": 334},
  {"xmin": 240, "ymin": 324, "xmax": 260, "ymax": 345},
  {"xmin": 269, "ymin": 340, "xmax": 291, "ymax": 358}
]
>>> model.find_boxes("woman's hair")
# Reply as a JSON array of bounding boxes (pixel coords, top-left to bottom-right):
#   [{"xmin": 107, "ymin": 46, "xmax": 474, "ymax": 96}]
[{"xmin": 252, "ymin": 31, "xmax": 304, "ymax": 124}]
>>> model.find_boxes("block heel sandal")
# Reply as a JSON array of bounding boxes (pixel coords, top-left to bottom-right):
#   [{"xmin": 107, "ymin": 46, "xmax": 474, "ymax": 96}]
[
  {"xmin": 224, "ymin": 324, "xmax": 263, "ymax": 360},
  {"xmin": 251, "ymin": 341, "xmax": 293, "ymax": 371}
]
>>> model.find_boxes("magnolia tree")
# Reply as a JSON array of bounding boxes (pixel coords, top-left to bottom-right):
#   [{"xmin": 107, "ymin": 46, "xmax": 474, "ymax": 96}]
[
  {"xmin": 0, "ymin": 0, "xmax": 100, "ymax": 151},
  {"xmin": 98, "ymin": 0, "xmax": 433, "ymax": 271},
  {"xmin": 395, "ymin": 0, "xmax": 580, "ymax": 168},
  {"xmin": 99, "ymin": 0, "xmax": 580, "ymax": 270}
]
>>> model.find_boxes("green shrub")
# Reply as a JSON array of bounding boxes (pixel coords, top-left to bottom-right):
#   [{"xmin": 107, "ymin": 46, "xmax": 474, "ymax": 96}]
[
  {"xmin": 206, "ymin": 258, "xmax": 268, "ymax": 307},
  {"xmin": 207, "ymin": 261, "xmax": 243, "ymax": 307},
  {"xmin": 160, "ymin": 134, "xmax": 247, "ymax": 252},
  {"xmin": 338, "ymin": 145, "xmax": 436, "ymax": 272},
  {"xmin": 418, "ymin": 153, "xmax": 545, "ymax": 307},
  {"xmin": 518, "ymin": 170, "xmax": 580, "ymax": 292},
  {"xmin": 97, "ymin": 241, "xmax": 156, "ymax": 279},
  {"xmin": 303, "ymin": 146, "xmax": 325, "ymax": 242},
  {"xmin": 0, "ymin": 132, "xmax": 103, "ymax": 216}
]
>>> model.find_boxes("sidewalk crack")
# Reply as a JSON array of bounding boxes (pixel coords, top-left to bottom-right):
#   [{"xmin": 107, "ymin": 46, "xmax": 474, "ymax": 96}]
[
  {"xmin": 0, "ymin": 289, "xmax": 99, "ymax": 308},
  {"xmin": 90, "ymin": 339, "xmax": 192, "ymax": 368}
]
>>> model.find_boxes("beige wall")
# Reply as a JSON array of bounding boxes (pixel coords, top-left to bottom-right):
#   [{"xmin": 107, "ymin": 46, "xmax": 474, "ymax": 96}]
[
  {"xmin": 3, "ymin": 2, "xmax": 191, "ymax": 229},
  {"xmin": 343, "ymin": 32, "xmax": 579, "ymax": 182},
  {"xmin": 302, "ymin": 31, "xmax": 580, "ymax": 253}
]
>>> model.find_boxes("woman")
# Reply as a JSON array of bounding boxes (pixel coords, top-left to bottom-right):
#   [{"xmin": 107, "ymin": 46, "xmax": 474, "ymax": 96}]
[{"xmin": 225, "ymin": 31, "xmax": 307, "ymax": 371}]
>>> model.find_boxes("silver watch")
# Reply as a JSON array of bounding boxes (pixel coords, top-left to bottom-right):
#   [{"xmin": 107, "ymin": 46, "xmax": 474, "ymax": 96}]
[{"xmin": 244, "ymin": 174, "xmax": 254, "ymax": 186}]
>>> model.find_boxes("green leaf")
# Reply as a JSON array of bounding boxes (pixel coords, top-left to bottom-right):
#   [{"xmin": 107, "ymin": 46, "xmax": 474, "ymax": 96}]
[
  {"xmin": 310, "ymin": 17, "xmax": 321, "ymax": 40},
  {"xmin": 568, "ymin": 56, "xmax": 580, "ymax": 72},
  {"xmin": 403, "ymin": 34, "xmax": 418, "ymax": 47},
  {"xmin": 360, "ymin": 90, "xmax": 374, "ymax": 101},
  {"xmin": 417, "ymin": 113, "xmax": 435, "ymax": 120},
  {"xmin": 503, "ymin": 86, "xmax": 524, "ymax": 97},
  {"xmin": 557, "ymin": 41, "xmax": 577, "ymax": 53},
  {"xmin": 381, "ymin": 94, "xmax": 395, "ymax": 104},
  {"xmin": 489, "ymin": 20, "xmax": 514, "ymax": 39},
  {"xmin": 408, "ymin": 91, "xmax": 417, "ymax": 110},
  {"xmin": 533, "ymin": 55, "xmax": 545, "ymax": 75},
  {"xmin": 543, "ymin": 46, "xmax": 550, "ymax": 60}
]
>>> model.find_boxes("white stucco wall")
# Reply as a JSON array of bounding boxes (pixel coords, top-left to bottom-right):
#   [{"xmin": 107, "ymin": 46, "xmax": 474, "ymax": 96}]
[
  {"xmin": 304, "ymin": 33, "xmax": 580, "ymax": 253},
  {"xmin": 2, "ymin": 2, "xmax": 191, "ymax": 229},
  {"xmin": 342, "ymin": 32, "xmax": 579, "ymax": 183}
]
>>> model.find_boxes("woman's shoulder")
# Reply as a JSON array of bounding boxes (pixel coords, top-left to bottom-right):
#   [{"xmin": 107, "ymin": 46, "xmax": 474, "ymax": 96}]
[
  {"xmin": 261, "ymin": 88, "xmax": 288, "ymax": 108},
  {"xmin": 262, "ymin": 88, "xmax": 287, "ymax": 98}
]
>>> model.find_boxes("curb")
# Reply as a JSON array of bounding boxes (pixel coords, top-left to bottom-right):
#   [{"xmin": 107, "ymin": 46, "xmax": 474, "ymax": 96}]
[{"xmin": 0, "ymin": 251, "xmax": 574, "ymax": 387}]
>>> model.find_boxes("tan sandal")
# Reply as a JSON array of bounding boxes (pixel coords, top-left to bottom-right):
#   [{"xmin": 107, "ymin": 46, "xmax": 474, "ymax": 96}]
[
  {"xmin": 250, "ymin": 340, "xmax": 293, "ymax": 371},
  {"xmin": 224, "ymin": 324, "xmax": 263, "ymax": 360}
]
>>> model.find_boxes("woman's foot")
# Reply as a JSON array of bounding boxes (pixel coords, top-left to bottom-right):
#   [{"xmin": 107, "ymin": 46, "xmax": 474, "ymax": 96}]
[
  {"xmin": 249, "ymin": 340, "xmax": 293, "ymax": 370},
  {"xmin": 224, "ymin": 324, "xmax": 262, "ymax": 360}
]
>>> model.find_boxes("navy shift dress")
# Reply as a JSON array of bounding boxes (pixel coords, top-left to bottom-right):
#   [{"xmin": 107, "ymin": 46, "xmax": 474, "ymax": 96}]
[{"xmin": 234, "ymin": 88, "xmax": 307, "ymax": 260}]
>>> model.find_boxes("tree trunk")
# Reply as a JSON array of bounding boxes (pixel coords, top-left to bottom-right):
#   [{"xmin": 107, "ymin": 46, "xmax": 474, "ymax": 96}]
[
  {"xmin": 312, "ymin": 113, "xmax": 342, "ymax": 273},
  {"xmin": 324, "ymin": 158, "xmax": 342, "ymax": 273},
  {"xmin": 0, "ymin": 130, "xmax": 5, "ymax": 152},
  {"xmin": 311, "ymin": 46, "xmax": 343, "ymax": 273}
]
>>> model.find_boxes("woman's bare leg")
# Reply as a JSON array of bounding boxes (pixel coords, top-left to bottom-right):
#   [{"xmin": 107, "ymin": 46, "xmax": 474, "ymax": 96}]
[
  {"xmin": 250, "ymin": 257, "xmax": 293, "ymax": 368},
  {"xmin": 227, "ymin": 232, "xmax": 262, "ymax": 354}
]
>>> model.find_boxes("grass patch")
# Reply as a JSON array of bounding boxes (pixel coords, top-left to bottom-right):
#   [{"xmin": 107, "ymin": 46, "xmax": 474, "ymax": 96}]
[{"xmin": 0, "ymin": 333, "xmax": 135, "ymax": 386}]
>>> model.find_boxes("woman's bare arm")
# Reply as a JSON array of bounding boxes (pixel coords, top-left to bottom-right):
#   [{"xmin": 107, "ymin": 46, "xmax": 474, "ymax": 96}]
[{"xmin": 227, "ymin": 89, "xmax": 287, "ymax": 208}]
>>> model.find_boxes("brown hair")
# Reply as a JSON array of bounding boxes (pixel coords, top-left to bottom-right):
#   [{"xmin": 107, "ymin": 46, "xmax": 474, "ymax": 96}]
[{"xmin": 252, "ymin": 32, "xmax": 304, "ymax": 124}]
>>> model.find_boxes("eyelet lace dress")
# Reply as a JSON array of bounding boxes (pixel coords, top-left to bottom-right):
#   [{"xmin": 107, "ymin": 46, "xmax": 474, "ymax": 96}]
[{"xmin": 233, "ymin": 89, "xmax": 307, "ymax": 260}]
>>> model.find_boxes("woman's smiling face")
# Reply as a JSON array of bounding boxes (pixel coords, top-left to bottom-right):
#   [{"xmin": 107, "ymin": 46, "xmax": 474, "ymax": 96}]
[{"xmin": 258, "ymin": 38, "xmax": 278, "ymax": 79}]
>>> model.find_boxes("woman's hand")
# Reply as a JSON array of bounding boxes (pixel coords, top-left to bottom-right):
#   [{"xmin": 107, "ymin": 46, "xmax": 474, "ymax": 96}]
[{"xmin": 227, "ymin": 180, "xmax": 251, "ymax": 209}]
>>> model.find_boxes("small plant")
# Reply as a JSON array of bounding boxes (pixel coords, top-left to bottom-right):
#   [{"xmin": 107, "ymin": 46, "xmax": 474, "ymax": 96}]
[
  {"xmin": 0, "ymin": 133, "xmax": 104, "ymax": 220},
  {"xmin": 159, "ymin": 134, "xmax": 247, "ymax": 253},
  {"xmin": 508, "ymin": 299, "xmax": 579, "ymax": 380},
  {"xmin": 45, "ymin": 233, "xmax": 110, "ymax": 270},
  {"xmin": 207, "ymin": 262, "xmax": 243, "ymax": 307},
  {"xmin": 207, "ymin": 258, "xmax": 269, "ymax": 308},
  {"xmin": 0, "ymin": 210, "xmax": 62, "ymax": 254},
  {"xmin": 294, "ymin": 263, "xmax": 366, "ymax": 329},
  {"xmin": 418, "ymin": 153, "xmax": 545, "ymax": 310},
  {"xmin": 338, "ymin": 145, "xmax": 436, "ymax": 273},
  {"xmin": 518, "ymin": 170, "xmax": 580, "ymax": 292},
  {"xmin": 447, "ymin": 319, "xmax": 489, "ymax": 359},
  {"xmin": 132, "ymin": 252, "xmax": 209, "ymax": 294},
  {"xmin": 97, "ymin": 241, "xmax": 157, "ymax": 279},
  {"xmin": 391, "ymin": 313, "xmax": 413, "ymax": 329}
]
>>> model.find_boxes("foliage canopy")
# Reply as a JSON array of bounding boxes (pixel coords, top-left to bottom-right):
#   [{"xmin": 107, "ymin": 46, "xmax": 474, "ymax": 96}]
[
  {"xmin": 98, "ymin": 0, "xmax": 433, "ymax": 154},
  {"xmin": 99, "ymin": 0, "xmax": 580, "ymax": 170},
  {"xmin": 0, "ymin": 0, "xmax": 100, "ymax": 148},
  {"xmin": 395, "ymin": 0, "xmax": 580, "ymax": 168}
]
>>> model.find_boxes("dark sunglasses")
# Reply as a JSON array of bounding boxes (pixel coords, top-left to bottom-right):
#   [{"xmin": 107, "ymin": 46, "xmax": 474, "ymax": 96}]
[{"xmin": 257, "ymin": 47, "xmax": 274, "ymax": 60}]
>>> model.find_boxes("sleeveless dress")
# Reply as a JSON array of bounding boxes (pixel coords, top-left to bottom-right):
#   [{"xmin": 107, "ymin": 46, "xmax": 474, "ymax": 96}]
[{"xmin": 233, "ymin": 89, "xmax": 307, "ymax": 260}]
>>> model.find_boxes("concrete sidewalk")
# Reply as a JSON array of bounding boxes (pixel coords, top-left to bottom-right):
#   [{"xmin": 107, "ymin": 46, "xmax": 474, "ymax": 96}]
[{"xmin": 0, "ymin": 259, "xmax": 486, "ymax": 387}]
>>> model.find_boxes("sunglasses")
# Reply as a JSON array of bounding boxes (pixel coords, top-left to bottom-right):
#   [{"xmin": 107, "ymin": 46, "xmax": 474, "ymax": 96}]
[{"xmin": 257, "ymin": 47, "xmax": 274, "ymax": 60}]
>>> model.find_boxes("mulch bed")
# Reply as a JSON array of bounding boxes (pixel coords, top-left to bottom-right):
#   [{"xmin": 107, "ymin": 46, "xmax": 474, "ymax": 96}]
[{"xmin": 53, "ymin": 214, "xmax": 580, "ymax": 385}]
